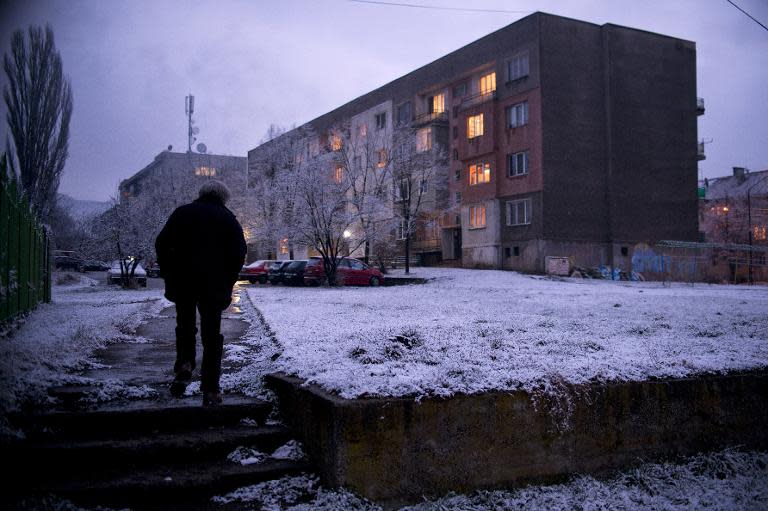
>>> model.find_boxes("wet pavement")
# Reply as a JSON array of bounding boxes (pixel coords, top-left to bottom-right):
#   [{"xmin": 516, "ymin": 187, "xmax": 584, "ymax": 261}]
[{"xmin": 82, "ymin": 297, "xmax": 249, "ymax": 393}]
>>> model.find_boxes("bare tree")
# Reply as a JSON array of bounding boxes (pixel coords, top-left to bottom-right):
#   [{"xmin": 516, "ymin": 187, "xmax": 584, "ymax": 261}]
[
  {"xmin": 390, "ymin": 125, "xmax": 448, "ymax": 273},
  {"xmin": 3, "ymin": 25, "xmax": 73, "ymax": 221}
]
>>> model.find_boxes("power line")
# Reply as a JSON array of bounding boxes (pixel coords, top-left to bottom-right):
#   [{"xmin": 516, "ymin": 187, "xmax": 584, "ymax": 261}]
[
  {"xmin": 725, "ymin": 0, "xmax": 768, "ymax": 32},
  {"xmin": 348, "ymin": 0, "xmax": 530, "ymax": 14}
]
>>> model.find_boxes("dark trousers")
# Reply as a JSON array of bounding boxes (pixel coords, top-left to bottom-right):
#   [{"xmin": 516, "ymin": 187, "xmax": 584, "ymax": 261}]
[{"xmin": 174, "ymin": 300, "xmax": 224, "ymax": 393}]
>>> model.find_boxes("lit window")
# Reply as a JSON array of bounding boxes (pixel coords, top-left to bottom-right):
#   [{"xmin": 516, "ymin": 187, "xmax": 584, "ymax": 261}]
[
  {"xmin": 377, "ymin": 149, "xmax": 387, "ymax": 168},
  {"xmin": 375, "ymin": 112, "xmax": 387, "ymax": 130},
  {"xmin": 467, "ymin": 114, "xmax": 484, "ymax": 139},
  {"xmin": 469, "ymin": 161, "xmax": 491, "ymax": 185},
  {"xmin": 506, "ymin": 101, "xmax": 529, "ymax": 128},
  {"xmin": 507, "ymin": 52, "xmax": 530, "ymax": 81},
  {"xmin": 428, "ymin": 93, "xmax": 445, "ymax": 114},
  {"xmin": 331, "ymin": 134, "xmax": 342, "ymax": 151},
  {"xmin": 507, "ymin": 150, "xmax": 529, "ymax": 177},
  {"xmin": 279, "ymin": 238, "xmax": 289, "ymax": 254},
  {"xmin": 507, "ymin": 199, "xmax": 532, "ymax": 226},
  {"xmin": 195, "ymin": 166, "xmax": 217, "ymax": 177},
  {"xmin": 334, "ymin": 165, "xmax": 344, "ymax": 183},
  {"xmin": 416, "ymin": 127, "xmax": 432, "ymax": 152},
  {"xmin": 480, "ymin": 72, "xmax": 496, "ymax": 95},
  {"xmin": 358, "ymin": 124, "xmax": 367, "ymax": 137},
  {"xmin": 754, "ymin": 225, "xmax": 767, "ymax": 241},
  {"xmin": 469, "ymin": 205, "xmax": 486, "ymax": 229}
]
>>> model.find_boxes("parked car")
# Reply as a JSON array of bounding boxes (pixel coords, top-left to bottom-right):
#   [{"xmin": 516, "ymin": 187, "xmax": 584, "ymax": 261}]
[
  {"xmin": 304, "ymin": 256, "xmax": 384, "ymax": 286},
  {"xmin": 81, "ymin": 260, "xmax": 110, "ymax": 272},
  {"xmin": 54, "ymin": 255, "xmax": 84, "ymax": 272},
  {"xmin": 239, "ymin": 259, "xmax": 276, "ymax": 284},
  {"xmin": 145, "ymin": 263, "xmax": 161, "ymax": 278},
  {"xmin": 267, "ymin": 261, "xmax": 293, "ymax": 285},
  {"xmin": 282, "ymin": 260, "xmax": 309, "ymax": 286},
  {"xmin": 107, "ymin": 260, "xmax": 147, "ymax": 287}
]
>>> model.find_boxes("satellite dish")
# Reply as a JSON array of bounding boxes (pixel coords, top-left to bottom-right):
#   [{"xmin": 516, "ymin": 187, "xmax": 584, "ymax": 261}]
[
  {"xmin": 196, "ymin": 143, "xmax": 207, "ymax": 154},
  {"xmin": 192, "ymin": 127, "xmax": 200, "ymax": 135}
]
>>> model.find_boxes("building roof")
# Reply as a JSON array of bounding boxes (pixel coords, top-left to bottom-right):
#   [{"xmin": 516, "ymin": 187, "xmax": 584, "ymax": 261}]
[
  {"xmin": 120, "ymin": 151, "xmax": 246, "ymax": 189},
  {"xmin": 700, "ymin": 169, "xmax": 768, "ymax": 200}
]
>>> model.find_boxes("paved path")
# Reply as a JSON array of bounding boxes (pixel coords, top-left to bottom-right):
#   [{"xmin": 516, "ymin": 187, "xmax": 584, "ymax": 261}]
[{"xmin": 80, "ymin": 296, "xmax": 249, "ymax": 400}]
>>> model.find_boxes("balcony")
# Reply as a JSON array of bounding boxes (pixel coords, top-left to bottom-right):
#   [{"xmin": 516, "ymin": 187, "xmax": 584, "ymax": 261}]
[
  {"xmin": 459, "ymin": 90, "xmax": 497, "ymax": 111},
  {"xmin": 413, "ymin": 110, "xmax": 448, "ymax": 126},
  {"xmin": 697, "ymin": 141, "xmax": 706, "ymax": 161},
  {"xmin": 697, "ymin": 97, "xmax": 705, "ymax": 116}
]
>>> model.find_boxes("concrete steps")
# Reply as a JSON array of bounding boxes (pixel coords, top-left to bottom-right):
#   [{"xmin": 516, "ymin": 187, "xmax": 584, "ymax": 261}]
[{"xmin": 4, "ymin": 395, "xmax": 310, "ymax": 510}]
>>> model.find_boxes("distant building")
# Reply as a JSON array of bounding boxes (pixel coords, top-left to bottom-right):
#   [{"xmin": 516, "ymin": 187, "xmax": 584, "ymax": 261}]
[
  {"xmin": 247, "ymin": 12, "xmax": 703, "ymax": 272},
  {"xmin": 119, "ymin": 151, "xmax": 247, "ymax": 202}
]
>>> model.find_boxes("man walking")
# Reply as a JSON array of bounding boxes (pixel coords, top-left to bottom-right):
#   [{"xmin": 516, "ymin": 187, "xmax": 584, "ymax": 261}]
[{"xmin": 155, "ymin": 181, "xmax": 246, "ymax": 406}]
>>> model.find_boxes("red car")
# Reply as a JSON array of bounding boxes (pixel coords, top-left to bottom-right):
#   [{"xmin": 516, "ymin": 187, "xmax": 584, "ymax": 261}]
[
  {"xmin": 304, "ymin": 257, "xmax": 384, "ymax": 286},
  {"xmin": 239, "ymin": 260, "xmax": 277, "ymax": 284}
]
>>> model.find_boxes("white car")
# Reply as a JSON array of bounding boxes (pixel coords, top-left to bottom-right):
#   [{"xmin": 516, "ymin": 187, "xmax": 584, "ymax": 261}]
[{"xmin": 107, "ymin": 260, "xmax": 147, "ymax": 287}]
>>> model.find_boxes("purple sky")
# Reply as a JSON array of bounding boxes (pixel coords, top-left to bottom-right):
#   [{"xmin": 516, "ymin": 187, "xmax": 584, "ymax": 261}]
[{"xmin": 1, "ymin": 0, "xmax": 766, "ymax": 201}]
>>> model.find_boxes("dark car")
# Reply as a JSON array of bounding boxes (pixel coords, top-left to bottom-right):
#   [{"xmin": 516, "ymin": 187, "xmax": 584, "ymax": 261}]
[
  {"xmin": 239, "ymin": 259, "xmax": 276, "ymax": 284},
  {"xmin": 304, "ymin": 256, "xmax": 384, "ymax": 286},
  {"xmin": 281, "ymin": 260, "xmax": 308, "ymax": 286},
  {"xmin": 267, "ymin": 260, "xmax": 293, "ymax": 285},
  {"xmin": 54, "ymin": 255, "xmax": 84, "ymax": 272},
  {"xmin": 81, "ymin": 260, "xmax": 110, "ymax": 272}
]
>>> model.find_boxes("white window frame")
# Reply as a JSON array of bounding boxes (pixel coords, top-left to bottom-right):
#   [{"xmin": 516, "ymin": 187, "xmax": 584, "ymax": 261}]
[
  {"xmin": 397, "ymin": 219, "xmax": 408, "ymax": 240},
  {"xmin": 375, "ymin": 112, "xmax": 387, "ymax": 130},
  {"xmin": 467, "ymin": 113, "xmax": 484, "ymax": 139},
  {"xmin": 507, "ymin": 52, "xmax": 530, "ymax": 82},
  {"xmin": 508, "ymin": 150, "xmax": 529, "ymax": 177},
  {"xmin": 469, "ymin": 205, "xmax": 487, "ymax": 229},
  {"xmin": 479, "ymin": 72, "xmax": 496, "ymax": 95},
  {"xmin": 506, "ymin": 101, "xmax": 529, "ymax": 128},
  {"xmin": 416, "ymin": 127, "xmax": 433, "ymax": 153},
  {"xmin": 506, "ymin": 198, "xmax": 532, "ymax": 226}
]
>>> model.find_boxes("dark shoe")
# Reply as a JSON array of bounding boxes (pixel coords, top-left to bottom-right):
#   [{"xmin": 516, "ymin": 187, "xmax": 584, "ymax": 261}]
[
  {"xmin": 170, "ymin": 363, "xmax": 193, "ymax": 398},
  {"xmin": 202, "ymin": 391, "xmax": 222, "ymax": 407}
]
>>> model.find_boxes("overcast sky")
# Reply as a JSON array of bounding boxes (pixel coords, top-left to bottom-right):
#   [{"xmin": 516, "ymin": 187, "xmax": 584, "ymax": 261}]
[{"xmin": 1, "ymin": 0, "xmax": 766, "ymax": 202}]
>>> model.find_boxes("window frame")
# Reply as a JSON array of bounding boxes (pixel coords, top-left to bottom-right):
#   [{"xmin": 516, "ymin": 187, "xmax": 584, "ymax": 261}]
[
  {"xmin": 468, "ymin": 205, "xmax": 487, "ymax": 229},
  {"xmin": 375, "ymin": 112, "xmax": 387, "ymax": 130},
  {"xmin": 507, "ymin": 150, "xmax": 529, "ymax": 177},
  {"xmin": 469, "ymin": 161, "xmax": 491, "ymax": 186},
  {"xmin": 467, "ymin": 113, "xmax": 484, "ymax": 139},
  {"xmin": 396, "ymin": 101, "xmax": 412, "ymax": 126},
  {"xmin": 506, "ymin": 198, "xmax": 532, "ymax": 226},
  {"xmin": 506, "ymin": 101, "xmax": 529, "ymax": 128},
  {"xmin": 416, "ymin": 127, "xmax": 433, "ymax": 153},
  {"xmin": 479, "ymin": 72, "xmax": 496, "ymax": 96},
  {"xmin": 506, "ymin": 51, "xmax": 530, "ymax": 82}
]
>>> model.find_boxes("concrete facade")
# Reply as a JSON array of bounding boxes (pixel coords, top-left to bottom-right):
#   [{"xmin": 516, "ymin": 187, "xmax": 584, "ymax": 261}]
[{"xmin": 247, "ymin": 12, "xmax": 701, "ymax": 272}]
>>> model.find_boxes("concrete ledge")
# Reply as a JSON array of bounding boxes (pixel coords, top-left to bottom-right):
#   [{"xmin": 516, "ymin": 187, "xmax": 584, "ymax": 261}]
[
  {"xmin": 266, "ymin": 370, "xmax": 768, "ymax": 507},
  {"xmin": 383, "ymin": 276, "xmax": 429, "ymax": 286}
]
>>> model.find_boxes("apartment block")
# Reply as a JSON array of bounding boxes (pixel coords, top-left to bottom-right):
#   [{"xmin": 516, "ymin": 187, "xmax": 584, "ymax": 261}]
[{"xmin": 248, "ymin": 12, "xmax": 701, "ymax": 271}]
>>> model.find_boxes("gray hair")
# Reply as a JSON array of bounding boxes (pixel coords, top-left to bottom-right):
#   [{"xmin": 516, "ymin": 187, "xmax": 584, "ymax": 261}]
[{"xmin": 198, "ymin": 180, "xmax": 231, "ymax": 204}]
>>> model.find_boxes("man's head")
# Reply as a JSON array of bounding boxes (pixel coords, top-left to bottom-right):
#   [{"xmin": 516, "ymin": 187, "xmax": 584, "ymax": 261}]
[{"xmin": 198, "ymin": 180, "xmax": 231, "ymax": 204}]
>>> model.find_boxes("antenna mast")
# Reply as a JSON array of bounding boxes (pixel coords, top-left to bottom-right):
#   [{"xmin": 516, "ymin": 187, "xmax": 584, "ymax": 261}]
[{"xmin": 185, "ymin": 93, "xmax": 195, "ymax": 153}]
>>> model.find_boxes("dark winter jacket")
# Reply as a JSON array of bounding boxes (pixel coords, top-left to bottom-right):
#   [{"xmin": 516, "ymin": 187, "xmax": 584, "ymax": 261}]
[{"xmin": 155, "ymin": 196, "xmax": 246, "ymax": 309}]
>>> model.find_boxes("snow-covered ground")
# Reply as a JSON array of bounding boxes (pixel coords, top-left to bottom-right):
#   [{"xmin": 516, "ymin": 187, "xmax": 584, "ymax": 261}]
[
  {"xmin": 213, "ymin": 448, "xmax": 768, "ymax": 510},
  {"xmin": 0, "ymin": 274, "xmax": 165, "ymax": 433},
  {"xmin": 245, "ymin": 268, "xmax": 768, "ymax": 399}
]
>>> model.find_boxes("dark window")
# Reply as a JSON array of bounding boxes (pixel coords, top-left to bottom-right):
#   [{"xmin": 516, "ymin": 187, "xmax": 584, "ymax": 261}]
[
  {"xmin": 396, "ymin": 102, "xmax": 412, "ymax": 126},
  {"xmin": 506, "ymin": 101, "xmax": 528, "ymax": 128},
  {"xmin": 621, "ymin": 246, "xmax": 629, "ymax": 257},
  {"xmin": 452, "ymin": 149, "xmax": 459, "ymax": 160},
  {"xmin": 513, "ymin": 246, "xmax": 520, "ymax": 256},
  {"xmin": 453, "ymin": 126, "xmax": 458, "ymax": 139},
  {"xmin": 507, "ymin": 150, "xmax": 529, "ymax": 177},
  {"xmin": 452, "ymin": 106, "xmax": 459, "ymax": 118},
  {"xmin": 453, "ymin": 83, "xmax": 467, "ymax": 97},
  {"xmin": 375, "ymin": 112, "xmax": 387, "ymax": 130},
  {"xmin": 454, "ymin": 167, "xmax": 461, "ymax": 180},
  {"xmin": 507, "ymin": 52, "xmax": 530, "ymax": 82},
  {"xmin": 505, "ymin": 247, "xmax": 511, "ymax": 257}
]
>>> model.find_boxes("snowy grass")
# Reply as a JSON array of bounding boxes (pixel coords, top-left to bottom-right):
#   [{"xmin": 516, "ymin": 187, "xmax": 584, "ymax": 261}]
[
  {"xmin": 0, "ymin": 278, "xmax": 165, "ymax": 433},
  {"xmin": 212, "ymin": 448, "xmax": 768, "ymax": 510},
  {"xmin": 245, "ymin": 268, "xmax": 768, "ymax": 399}
]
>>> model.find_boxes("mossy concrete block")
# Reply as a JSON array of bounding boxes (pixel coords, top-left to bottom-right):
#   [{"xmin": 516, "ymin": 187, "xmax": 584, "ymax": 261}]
[{"xmin": 266, "ymin": 370, "xmax": 768, "ymax": 506}]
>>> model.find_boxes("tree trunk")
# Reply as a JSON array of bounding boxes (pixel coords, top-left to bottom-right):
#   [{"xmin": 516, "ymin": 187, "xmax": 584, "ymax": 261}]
[
  {"xmin": 405, "ymin": 235, "xmax": 411, "ymax": 275},
  {"xmin": 364, "ymin": 240, "xmax": 370, "ymax": 265}
]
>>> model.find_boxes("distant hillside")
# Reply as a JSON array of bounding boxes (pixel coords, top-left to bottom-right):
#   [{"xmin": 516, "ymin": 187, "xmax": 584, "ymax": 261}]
[{"xmin": 57, "ymin": 194, "xmax": 111, "ymax": 221}]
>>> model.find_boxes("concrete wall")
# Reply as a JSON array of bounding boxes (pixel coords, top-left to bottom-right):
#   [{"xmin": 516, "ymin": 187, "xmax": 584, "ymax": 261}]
[{"xmin": 267, "ymin": 370, "xmax": 767, "ymax": 508}]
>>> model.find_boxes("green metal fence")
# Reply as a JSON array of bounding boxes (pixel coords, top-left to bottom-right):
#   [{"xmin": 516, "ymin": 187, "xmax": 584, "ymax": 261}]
[{"xmin": 1, "ymin": 169, "xmax": 51, "ymax": 324}]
